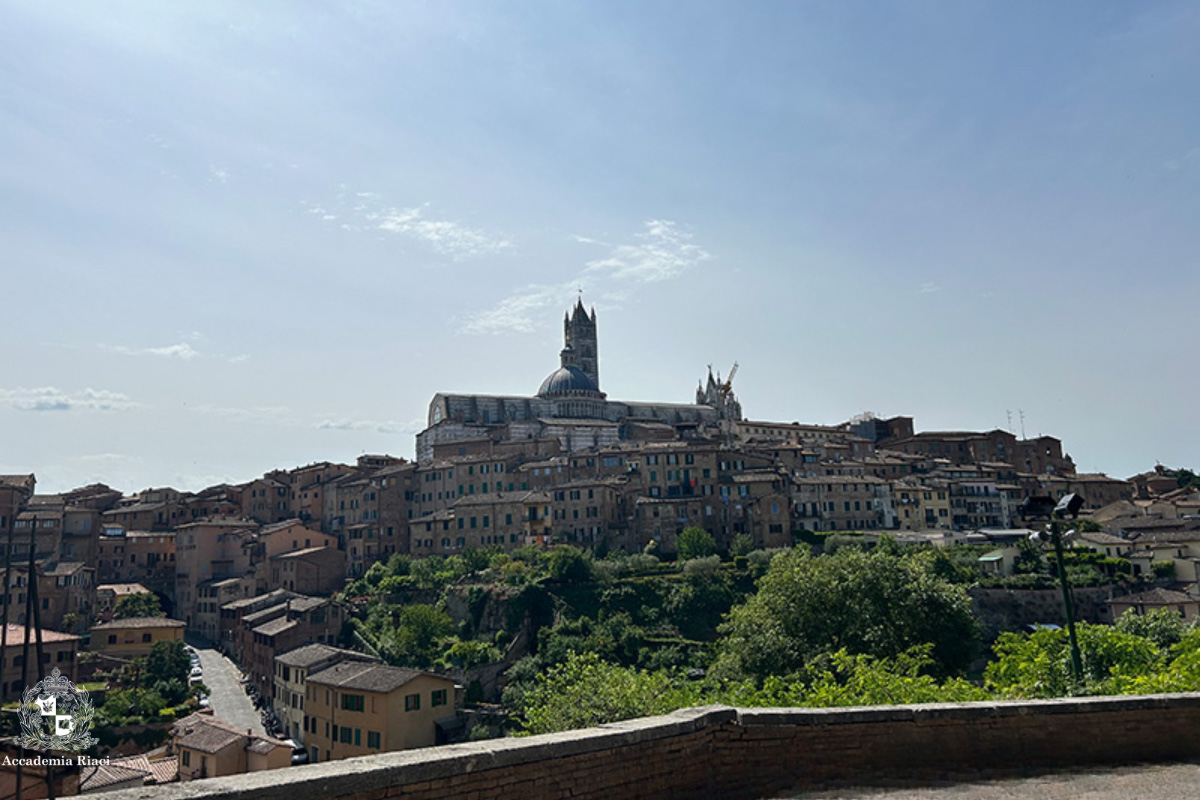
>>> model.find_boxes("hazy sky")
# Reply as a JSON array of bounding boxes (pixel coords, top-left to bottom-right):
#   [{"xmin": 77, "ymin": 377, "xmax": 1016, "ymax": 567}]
[{"xmin": 2, "ymin": 1, "xmax": 1197, "ymax": 494}]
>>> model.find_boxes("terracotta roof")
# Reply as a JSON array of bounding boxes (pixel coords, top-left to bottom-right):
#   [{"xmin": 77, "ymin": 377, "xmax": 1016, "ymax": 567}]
[
  {"xmin": 91, "ymin": 617, "xmax": 185, "ymax": 630},
  {"xmin": 307, "ymin": 661, "xmax": 442, "ymax": 693},
  {"xmin": 146, "ymin": 758, "xmax": 179, "ymax": 785},
  {"xmin": 247, "ymin": 738, "xmax": 288, "ymax": 755},
  {"xmin": 42, "ymin": 561, "xmax": 87, "ymax": 576},
  {"xmin": 80, "ymin": 755, "xmax": 152, "ymax": 791},
  {"xmin": 276, "ymin": 643, "xmax": 365, "ymax": 669},
  {"xmin": 1079, "ymin": 532, "xmax": 1129, "ymax": 546},
  {"xmin": 1110, "ymin": 588, "xmax": 1196, "ymax": 606},
  {"xmin": 175, "ymin": 717, "xmax": 248, "ymax": 754},
  {"xmin": 254, "ymin": 617, "xmax": 298, "ymax": 638},
  {"xmin": 97, "ymin": 583, "xmax": 151, "ymax": 596},
  {"xmin": 0, "ymin": 623, "xmax": 81, "ymax": 644},
  {"xmin": 287, "ymin": 596, "xmax": 328, "ymax": 613},
  {"xmin": 222, "ymin": 589, "xmax": 295, "ymax": 612},
  {"xmin": 242, "ymin": 604, "xmax": 289, "ymax": 625},
  {"xmin": 270, "ymin": 546, "xmax": 335, "ymax": 560}
]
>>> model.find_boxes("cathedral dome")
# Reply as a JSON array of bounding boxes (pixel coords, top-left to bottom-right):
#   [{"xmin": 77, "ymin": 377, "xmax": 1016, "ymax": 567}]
[{"xmin": 537, "ymin": 365, "xmax": 600, "ymax": 397}]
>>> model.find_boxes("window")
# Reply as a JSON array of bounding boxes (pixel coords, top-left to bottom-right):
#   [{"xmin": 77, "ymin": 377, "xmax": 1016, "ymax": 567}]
[
  {"xmin": 108, "ymin": 635, "xmax": 117, "ymax": 644},
  {"xmin": 341, "ymin": 693, "xmax": 365, "ymax": 712},
  {"xmin": 367, "ymin": 731, "xmax": 381, "ymax": 749},
  {"xmin": 182, "ymin": 751, "xmax": 190, "ymax": 767},
  {"xmin": 431, "ymin": 689, "xmax": 447, "ymax": 707},
  {"xmin": 142, "ymin": 633, "xmax": 152, "ymax": 643},
  {"xmin": 405, "ymin": 693, "xmax": 420, "ymax": 711},
  {"xmin": 340, "ymin": 726, "xmax": 353, "ymax": 744}
]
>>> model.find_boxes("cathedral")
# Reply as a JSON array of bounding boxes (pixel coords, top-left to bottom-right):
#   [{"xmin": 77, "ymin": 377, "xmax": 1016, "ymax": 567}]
[{"xmin": 415, "ymin": 300, "xmax": 742, "ymax": 462}]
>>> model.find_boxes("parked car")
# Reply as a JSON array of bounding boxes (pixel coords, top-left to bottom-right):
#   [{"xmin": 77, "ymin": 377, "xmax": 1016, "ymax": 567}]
[{"xmin": 286, "ymin": 741, "xmax": 309, "ymax": 766}]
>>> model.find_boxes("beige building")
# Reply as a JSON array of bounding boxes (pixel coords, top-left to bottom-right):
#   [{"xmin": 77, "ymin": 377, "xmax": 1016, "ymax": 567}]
[
  {"xmin": 273, "ymin": 643, "xmax": 378, "ymax": 744},
  {"xmin": 792, "ymin": 475, "xmax": 892, "ymax": 532},
  {"xmin": 175, "ymin": 519, "xmax": 258, "ymax": 627},
  {"xmin": 267, "ymin": 547, "xmax": 345, "ymax": 595},
  {"xmin": 195, "ymin": 577, "xmax": 255, "ymax": 642},
  {"xmin": 0, "ymin": 623, "xmax": 81, "ymax": 701},
  {"xmin": 892, "ymin": 481, "xmax": 952, "ymax": 531},
  {"xmin": 173, "ymin": 712, "xmax": 291, "ymax": 781},
  {"xmin": 1107, "ymin": 588, "xmax": 1200, "ymax": 623},
  {"xmin": 90, "ymin": 617, "xmax": 186, "ymax": 660},
  {"xmin": 305, "ymin": 661, "xmax": 458, "ymax": 764}
]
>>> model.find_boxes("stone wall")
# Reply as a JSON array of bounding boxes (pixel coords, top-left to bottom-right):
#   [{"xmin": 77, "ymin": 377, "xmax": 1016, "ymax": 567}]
[
  {"xmin": 104, "ymin": 694, "xmax": 1200, "ymax": 800},
  {"xmin": 969, "ymin": 585, "xmax": 1115, "ymax": 640}
]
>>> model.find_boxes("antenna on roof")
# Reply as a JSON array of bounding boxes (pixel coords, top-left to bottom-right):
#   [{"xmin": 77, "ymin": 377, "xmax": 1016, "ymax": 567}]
[
  {"xmin": 1006, "ymin": 410, "xmax": 1013, "ymax": 434},
  {"xmin": 1018, "ymin": 409, "xmax": 1027, "ymax": 440}
]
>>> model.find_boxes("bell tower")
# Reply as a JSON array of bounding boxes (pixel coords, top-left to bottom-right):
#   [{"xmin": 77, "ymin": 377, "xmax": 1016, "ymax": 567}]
[{"xmin": 561, "ymin": 299, "xmax": 599, "ymax": 390}]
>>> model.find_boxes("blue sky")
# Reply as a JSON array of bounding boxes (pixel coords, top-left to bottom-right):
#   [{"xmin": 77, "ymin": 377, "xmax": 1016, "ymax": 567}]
[{"xmin": 1, "ymin": 1, "xmax": 1196, "ymax": 493}]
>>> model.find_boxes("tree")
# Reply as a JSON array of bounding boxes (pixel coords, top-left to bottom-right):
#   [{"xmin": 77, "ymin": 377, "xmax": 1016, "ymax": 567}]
[
  {"xmin": 518, "ymin": 652, "xmax": 700, "ymax": 735},
  {"xmin": 547, "ymin": 546, "xmax": 592, "ymax": 583},
  {"xmin": 985, "ymin": 623, "xmax": 1161, "ymax": 698},
  {"xmin": 729, "ymin": 533, "xmax": 755, "ymax": 559},
  {"xmin": 715, "ymin": 547, "xmax": 979, "ymax": 681},
  {"xmin": 676, "ymin": 527, "xmax": 716, "ymax": 561},
  {"xmin": 144, "ymin": 640, "xmax": 191, "ymax": 704},
  {"xmin": 113, "ymin": 592, "xmax": 163, "ymax": 620}
]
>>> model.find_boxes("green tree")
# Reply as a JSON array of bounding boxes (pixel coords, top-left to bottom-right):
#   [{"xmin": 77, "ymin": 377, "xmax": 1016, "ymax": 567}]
[
  {"xmin": 113, "ymin": 592, "xmax": 163, "ymax": 619},
  {"xmin": 729, "ymin": 533, "xmax": 755, "ymax": 559},
  {"xmin": 676, "ymin": 527, "xmax": 717, "ymax": 561},
  {"xmin": 518, "ymin": 652, "xmax": 700, "ymax": 735},
  {"xmin": 547, "ymin": 546, "xmax": 592, "ymax": 583},
  {"xmin": 985, "ymin": 623, "xmax": 1162, "ymax": 698},
  {"xmin": 1114, "ymin": 608, "xmax": 1187, "ymax": 650},
  {"xmin": 391, "ymin": 604, "xmax": 455, "ymax": 666},
  {"xmin": 715, "ymin": 546, "xmax": 978, "ymax": 681}
]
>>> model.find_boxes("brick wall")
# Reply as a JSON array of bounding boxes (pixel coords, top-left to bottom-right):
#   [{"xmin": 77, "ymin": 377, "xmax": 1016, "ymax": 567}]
[{"xmin": 104, "ymin": 695, "xmax": 1200, "ymax": 800}]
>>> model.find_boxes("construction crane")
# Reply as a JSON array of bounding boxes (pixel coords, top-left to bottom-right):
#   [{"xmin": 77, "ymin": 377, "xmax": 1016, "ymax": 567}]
[{"xmin": 720, "ymin": 362, "xmax": 739, "ymax": 397}]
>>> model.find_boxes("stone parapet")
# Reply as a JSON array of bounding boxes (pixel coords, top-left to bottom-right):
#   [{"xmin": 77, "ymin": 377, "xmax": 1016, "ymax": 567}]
[{"xmin": 103, "ymin": 696, "xmax": 1200, "ymax": 800}]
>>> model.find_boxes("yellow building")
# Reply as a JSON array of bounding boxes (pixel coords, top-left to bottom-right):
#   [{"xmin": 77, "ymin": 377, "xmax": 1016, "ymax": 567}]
[
  {"xmin": 305, "ymin": 662, "xmax": 457, "ymax": 763},
  {"xmin": 90, "ymin": 616, "xmax": 186, "ymax": 659},
  {"xmin": 893, "ymin": 483, "xmax": 952, "ymax": 531}
]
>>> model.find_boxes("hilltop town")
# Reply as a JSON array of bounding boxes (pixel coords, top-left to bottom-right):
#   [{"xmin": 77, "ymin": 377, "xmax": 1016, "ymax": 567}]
[{"xmin": 1, "ymin": 301, "xmax": 1198, "ymax": 793}]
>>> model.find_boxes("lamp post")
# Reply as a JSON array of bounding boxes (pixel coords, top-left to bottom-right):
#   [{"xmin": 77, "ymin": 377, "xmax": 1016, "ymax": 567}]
[{"xmin": 1020, "ymin": 493, "xmax": 1085, "ymax": 686}]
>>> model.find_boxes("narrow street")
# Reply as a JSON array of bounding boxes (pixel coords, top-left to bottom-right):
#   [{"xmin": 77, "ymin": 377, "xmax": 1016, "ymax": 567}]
[{"xmin": 192, "ymin": 643, "xmax": 266, "ymax": 737}]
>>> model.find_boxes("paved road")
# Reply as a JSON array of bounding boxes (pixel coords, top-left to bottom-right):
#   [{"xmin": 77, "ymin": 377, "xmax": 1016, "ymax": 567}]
[
  {"xmin": 192, "ymin": 643, "xmax": 265, "ymax": 736},
  {"xmin": 783, "ymin": 762, "xmax": 1200, "ymax": 799}
]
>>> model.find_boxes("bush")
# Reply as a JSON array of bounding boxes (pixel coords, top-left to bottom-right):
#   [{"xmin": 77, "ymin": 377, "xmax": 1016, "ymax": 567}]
[
  {"xmin": 1152, "ymin": 561, "xmax": 1176, "ymax": 579},
  {"xmin": 682, "ymin": 556, "xmax": 721, "ymax": 578}
]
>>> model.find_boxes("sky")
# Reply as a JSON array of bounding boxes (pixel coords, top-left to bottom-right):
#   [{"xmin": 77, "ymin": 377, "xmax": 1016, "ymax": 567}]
[{"xmin": 1, "ymin": 0, "xmax": 1197, "ymax": 494}]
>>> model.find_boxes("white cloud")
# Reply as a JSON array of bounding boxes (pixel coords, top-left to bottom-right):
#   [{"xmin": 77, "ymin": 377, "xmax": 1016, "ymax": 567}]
[
  {"xmin": 99, "ymin": 340, "xmax": 248, "ymax": 363},
  {"xmin": 0, "ymin": 387, "xmax": 139, "ymax": 412},
  {"xmin": 460, "ymin": 282, "xmax": 579, "ymax": 335},
  {"xmin": 463, "ymin": 220, "xmax": 711, "ymax": 335},
  {"xmin": 584, "ymin": 219, "xmax": 711, "ymax": 282},
  {"xmin": 308, "ymin": 190, "xmax": 511, "ymax": 259},
  {"xmin": 919, "ymin": 282, "xmax": 941, "ymax": 294},
  {"xmin": 101, "ymin": 342, "xmax": 200, "ymax": 360},
  {"xmin": 316, "ymin": 418, "xmax": 417, "ymax": 435}
]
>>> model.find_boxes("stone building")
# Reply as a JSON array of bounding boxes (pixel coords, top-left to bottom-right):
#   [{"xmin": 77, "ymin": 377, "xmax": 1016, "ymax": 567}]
[{"xmin": 415, "ymin": 300, "xmax": 739, "ymax": 462}]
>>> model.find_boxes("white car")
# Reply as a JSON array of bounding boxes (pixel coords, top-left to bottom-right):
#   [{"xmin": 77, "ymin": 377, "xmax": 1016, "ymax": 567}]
[{"xmin": 190, "ymin": 666, "xmax": 203, "ymax": 679}]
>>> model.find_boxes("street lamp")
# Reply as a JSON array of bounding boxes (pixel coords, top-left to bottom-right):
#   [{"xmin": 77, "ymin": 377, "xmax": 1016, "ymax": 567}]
[{"xmin": 1020, "ymin": 493, "xmax": 1086, "ymax": 686}]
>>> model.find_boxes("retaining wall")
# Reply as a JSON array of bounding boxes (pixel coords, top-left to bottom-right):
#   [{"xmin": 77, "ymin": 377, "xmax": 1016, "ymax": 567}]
[{"xmin": 105, "ymin": 694, "xmax": 1200, "ymax": 800}]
